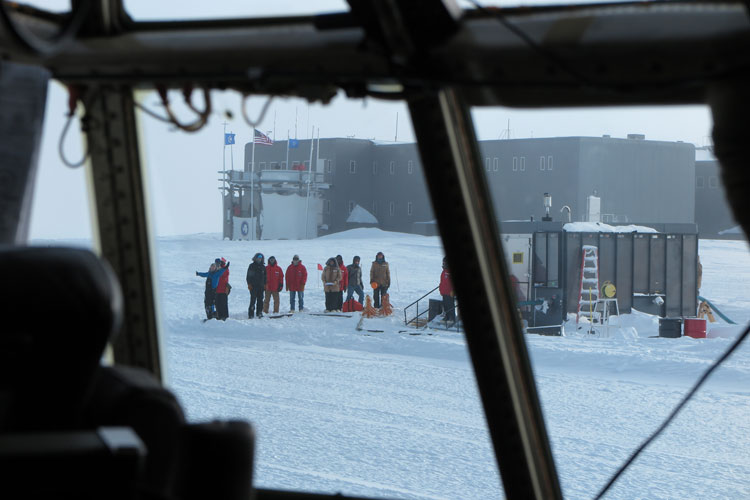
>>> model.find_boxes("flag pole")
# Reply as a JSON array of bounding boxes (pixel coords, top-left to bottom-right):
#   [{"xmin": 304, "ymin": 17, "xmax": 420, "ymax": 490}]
[
  {"xmin": 251, "ymin": 129, "xmax": 256, "ymax": 240},
  {"xmin": 286, "ymin": 130, "xmax": 290, "ymax": 170},
  {"xmin": 305, "ymin": 127, "xmax": 314, "ymax": 239}
]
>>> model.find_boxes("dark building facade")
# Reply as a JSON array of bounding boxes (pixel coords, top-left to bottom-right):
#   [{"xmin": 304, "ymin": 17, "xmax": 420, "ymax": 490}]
[
  {"xmin": 241, "ymin": 135, "xmax": 736, "ymax": 238},
  {"xmin": 694, "ymin": 148, "xmax": 738, "ymax": 238}
]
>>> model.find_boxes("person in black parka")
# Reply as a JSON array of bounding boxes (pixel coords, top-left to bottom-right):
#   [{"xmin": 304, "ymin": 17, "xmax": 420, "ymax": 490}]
[{"xmin": 246, "ymin": 253, "xmax": 266, "ymax": 318}]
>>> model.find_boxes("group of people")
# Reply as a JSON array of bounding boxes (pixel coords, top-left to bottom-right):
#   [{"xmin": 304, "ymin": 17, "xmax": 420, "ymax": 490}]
[
  {"xmin": 321, "ymin": 252, "xmax": 390, "ymax": 313},
  {"xmin": 196, "ymin": 251, "xmax": 455, "ymax": 323},
  {"xmin": 245, "ymin": 253, "xmax": 308, "ymax": 318},
  {"xmin": 195, "ymin": 252, "xmax": 392, "ymax": 320}
]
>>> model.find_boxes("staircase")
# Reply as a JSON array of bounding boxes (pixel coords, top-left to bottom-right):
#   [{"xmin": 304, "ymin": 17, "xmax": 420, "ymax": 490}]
[{"xmin": 576, "ymin": 245, "xmax": 600, "ymax": 324}]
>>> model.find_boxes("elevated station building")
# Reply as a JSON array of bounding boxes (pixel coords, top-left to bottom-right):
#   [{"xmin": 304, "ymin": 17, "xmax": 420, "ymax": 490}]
[{"xmin": 222, "ymin": 134, "xmax": 733, "ymax": 240}]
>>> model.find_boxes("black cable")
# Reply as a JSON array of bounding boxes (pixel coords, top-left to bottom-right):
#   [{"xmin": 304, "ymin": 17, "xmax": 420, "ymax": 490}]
[
  {"xmin": 59, "ymin": 111, "xmax": 89, "ymax": 169},
  {"xmin": 0, "ymin": 0, "xmax": 92, "ymax": 55},
  {"xmin": 594, "ymin": 321, "xmax": 750, "ymax": 499},
  {"xmin": 134, "ymin": 101, "xmax": 174, "ymax": 124}
]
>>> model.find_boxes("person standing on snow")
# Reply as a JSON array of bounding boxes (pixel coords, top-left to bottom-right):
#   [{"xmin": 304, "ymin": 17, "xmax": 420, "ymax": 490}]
[
  {"xmin": 214, "ymin": 258, "xmax": 231, "ymax": 320},
  {"xmin": 439, "ymin": 257, "xmax": 455, "ymax": 324},
  {"xmin": 246, "ymin": 253, "xmax": 266, "ymax": 318},
  {"xmin": 285, "ymin": 255, "xmax": 308, "ymax": 312},
  {"xmin": 345, "ymin": 255, "xmax": 364, "ymax": 306},
  {"xmin": 336, "ymin": 254, "xmax": 348, "ymax": 311},
  {"xmin": 195, "ymin": 259, "xmax": 225, "ymax": 320},
  {"xmin": 263, "ymin": 256, "xmax": 284, "ymax": 314},
  {"xmin": 322, "ymin": 257, "xmax": 342, "ymax": 312},
  {"xmin": 369, "ymin": 251, "xmax": 390, "ymax": 308}
]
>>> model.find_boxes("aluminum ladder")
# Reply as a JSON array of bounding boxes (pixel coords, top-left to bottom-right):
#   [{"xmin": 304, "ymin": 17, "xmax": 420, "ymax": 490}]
[{"xmin": 576, "ymin": 245, "xmax": 600, "ymax": 324}]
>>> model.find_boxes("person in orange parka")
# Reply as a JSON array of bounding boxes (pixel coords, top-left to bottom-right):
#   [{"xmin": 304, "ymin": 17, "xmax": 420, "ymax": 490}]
[
  {"xmin": 285, "ymin": 255, "xmax": 307, "ymax": 312},
  {"xmin": 439, "ymin": 257, "xmax": 455, "ymax": 323},
  {"xmin": 263, "ymin": 256, "xmax": 284, "ymax": 314},
  {"xmin": 336, "ymin": 254, "xmax": 348, "ymax": 312}
]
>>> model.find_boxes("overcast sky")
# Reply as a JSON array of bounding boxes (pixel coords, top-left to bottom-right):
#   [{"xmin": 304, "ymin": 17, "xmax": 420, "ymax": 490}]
[{"xmin": 28, "ymin": 2, "xmax": 714, "ymax": 239}]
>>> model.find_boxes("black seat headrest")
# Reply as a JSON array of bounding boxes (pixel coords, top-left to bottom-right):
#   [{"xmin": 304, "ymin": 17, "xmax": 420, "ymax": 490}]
[{"xmin": 0, "ymin": 246, "xmax": 123, "ymax": 431}]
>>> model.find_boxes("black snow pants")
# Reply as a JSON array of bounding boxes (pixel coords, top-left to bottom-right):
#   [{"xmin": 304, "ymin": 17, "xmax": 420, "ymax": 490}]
[
  {"xmin": 204, "ymin": 287, "xmax": 216, "ymax": 319},
  {"xmin": 215, "ymin": 292, "xmax": 229, "ymax": 320},
  {"xmin": 373, "ymin": 286, "xmax": 388, "ymax": 308},
  {"xmin": 249, "ymin": 288, "xmax": 264, "ymax": 318}
]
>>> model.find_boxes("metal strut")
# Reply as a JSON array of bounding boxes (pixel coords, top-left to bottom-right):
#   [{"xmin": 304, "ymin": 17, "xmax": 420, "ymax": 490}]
[
  {"xmin": 407, "ymin": 88, "xmax": 562, "ymax": 500},
  {"xmin": 83, "ymin": 86, "xmax": 163, "ymax": 380}
]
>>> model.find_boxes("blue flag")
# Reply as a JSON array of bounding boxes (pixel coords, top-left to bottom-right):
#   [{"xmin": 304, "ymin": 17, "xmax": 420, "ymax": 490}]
[
  {"xmin": 289, "ymin": 139, "xmax": 299, "ymax": 149},
  {"xmin": 224, "ymin": 133, "xmax": 235, "ymax": 145}
]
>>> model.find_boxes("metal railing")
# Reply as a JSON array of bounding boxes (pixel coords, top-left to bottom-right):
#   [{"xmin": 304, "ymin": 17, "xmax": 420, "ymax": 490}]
[{"xmin": 403, "ymin": 285, "xmax": 461, "ymax": 331}]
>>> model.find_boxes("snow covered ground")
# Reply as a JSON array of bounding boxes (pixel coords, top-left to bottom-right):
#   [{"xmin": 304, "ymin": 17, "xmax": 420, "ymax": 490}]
[{"xmin": 148, "ymin": 230, "xmax": 750, "ymax": 499}]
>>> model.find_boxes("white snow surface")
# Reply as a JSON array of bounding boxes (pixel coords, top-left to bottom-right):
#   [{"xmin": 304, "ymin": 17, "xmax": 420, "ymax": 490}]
[
  {"xmin": 564, "ymin": 222, "xmax": 659, "ymax": 233},
  {"xmin": 154, "ymin": 229, "xmax": 750, "ymax": 499}
]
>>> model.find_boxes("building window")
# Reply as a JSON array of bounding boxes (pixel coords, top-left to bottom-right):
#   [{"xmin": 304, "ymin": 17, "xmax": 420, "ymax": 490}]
[
  {"xmin": 349, "ymin": 200, "xmax": 355, "ymax": 213},
  {"xmin": 373, "ymin": 161, "xmax": 378, "ymax": 175},
  {"xmin": 350, "ymin": 160, "xmax": 356, "ymax": 174},
  {"xmin": 493, "ymin": 157, "xmax": 499, "ymax": 172},
  {"xmin": 390, "ymin": 161, "xmax": 395, "ymax": 175},
  {"xmin": 709, "ymin": 176, "xmax": 719, "ymax": 188},
  {"xmin": 520, "ymin": 157, "xmax": 526, "ymax": 171},
  {"xmin": 512, "ymin": 157, "xmax": 518, "ymax": 171},
  {"xmin": 372, "ymin": 201, "xmax": 378, "ymax": 215},
  {"xmin": 281, "ymin": 161, "xmax": 287, "ymax": 169},
  {"xmin": 408, "ymin": 160, "xmax": 414, "ymax": 174},
  {"xmin": 485, "ymin": 158, "xmax": 490, "ymax": 171},
  {"xmin": 259, "ymin": 162, "xmax": 266, "ymax": 169},
  {"xmin": 407, "ymin": 202, "xmax": 413, "ymax": 215},
  {"xmin": 324, "ymin": 200, "xmax": 331, "ymax": 214},
  {"xmin": 696, "ymin": 176, "xmax": 705, "ymax": 188},
  {"xmin": 293, "ymin": 161, "xmax": 300, "ymax": 169},
  {"xmin": 540, "ymin": 156, "xmax": 545, "ymax": 171},
  {"xmin": 326, "ymin": 159, "xmax": 332, "ymax": 173},
  {"xmin": 547, "ymin": 155, "xmax": 553, "ymax": 170},
  {"xmin": 389, "ymin": 202, "xmax": 395, "ymax": 216}
]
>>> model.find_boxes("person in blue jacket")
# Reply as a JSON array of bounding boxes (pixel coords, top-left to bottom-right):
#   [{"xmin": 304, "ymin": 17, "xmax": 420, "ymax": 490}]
[{"xmin": 196, "ymin": 258, "xmax": 228, "ymax": 320}]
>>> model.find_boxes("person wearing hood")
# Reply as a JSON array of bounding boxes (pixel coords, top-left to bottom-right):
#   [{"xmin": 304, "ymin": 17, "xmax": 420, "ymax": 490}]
[
  {"xmin": 195, "ymin": 259, "xmax": 226, "ymax": 319},
  {"xmin": 263, "ymin": 255, "xmax": 284, "ymax": 314},
  {"xmin": 285, "ymin": 255, "xmax": 308, "ymax": 312},
  {"xmin": 246, "ymin": 253, "xmax": 266, "ymax": 318},
  {"xmin": 336, "ymin": 254, "xmax": 348, "ymax": 311},
  {"xmin": 439, "ymin": 257, "xmax": 455, "ymax": 324},
  {"xmin": 369, "ymin": 251, "xmax": 390, "ymax": 308},
  {"xmin": 214, "ymin": 257, "xmax": 231, "ymax": 320},
  {"xmin": 345, "ymin": 255, "xmax": 364, "ymax": 306},
  {"xmin": 321, "ymin": 257, "xmax": 342, "ymax": 312}
]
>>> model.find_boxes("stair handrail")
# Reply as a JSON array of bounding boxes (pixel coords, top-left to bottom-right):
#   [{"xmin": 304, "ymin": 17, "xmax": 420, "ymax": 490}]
[{"xmin": 403, "ymin": 285, "xmax": 440, "ymax": 326}]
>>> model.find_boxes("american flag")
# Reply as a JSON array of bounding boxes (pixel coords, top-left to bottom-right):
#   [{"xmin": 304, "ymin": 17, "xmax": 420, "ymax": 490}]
[{"xmin": 254, "ymin": 129, "xmax": 273, "ymax": 145}]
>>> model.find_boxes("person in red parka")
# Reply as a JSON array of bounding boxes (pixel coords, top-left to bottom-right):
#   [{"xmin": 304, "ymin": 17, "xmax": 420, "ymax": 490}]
[
  {"xmin": 215, "ymin": 257, "xmax": 231, "ymax": 320},
  {"xmin": 264, "ymin": 256, "xmax": 284, "ymax": 314},
  {"xmin": 336, "ymin": 254, "xmax": 348, "ymax": 311},
  {"xmin": 285, "ymin": 255, "xmax": 308, "ymax": 312},
  {"xmin": 439, "ymin": 257, "xmax": 455, "ymax": 324}
]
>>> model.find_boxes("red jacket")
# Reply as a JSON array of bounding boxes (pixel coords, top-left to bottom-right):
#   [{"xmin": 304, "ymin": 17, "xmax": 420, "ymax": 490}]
[
  {"xmin": 439, "ymin": 269, "xmax": 452, "ymax": 296},
  {"xmin": 285, "ymin": 262, "xmax": 308, "ymax": 291},
  {"xmin": 339, "ymin": 264, "xmax": 348, "ymax": 291},
  {"xmin": 266, "ymin": 264, "xmax": 284, "ymax": 291},
  {"xmin": 217, "ymin": 265, "xmax": 230, "ymax": 294}
]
